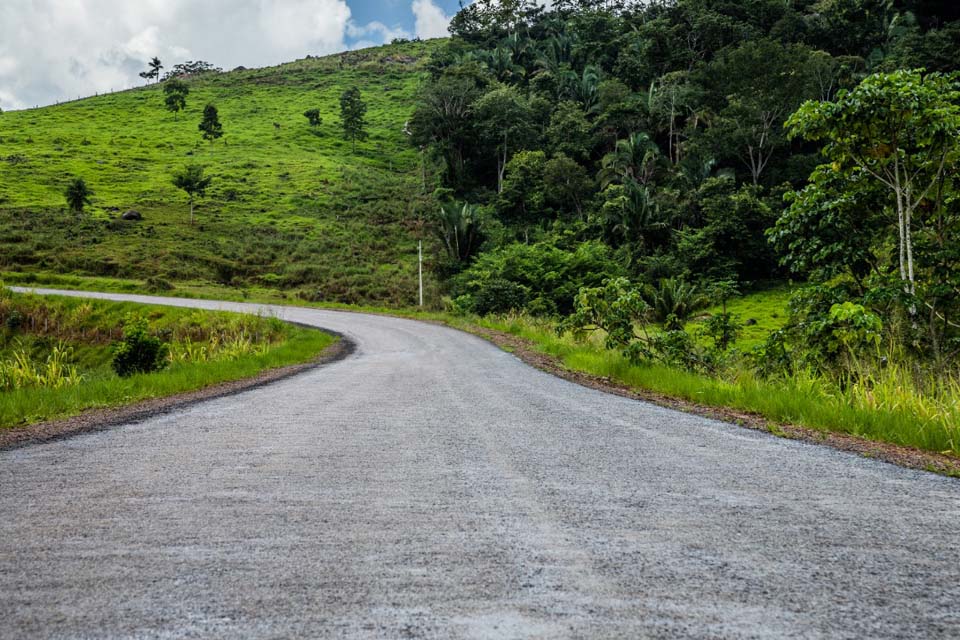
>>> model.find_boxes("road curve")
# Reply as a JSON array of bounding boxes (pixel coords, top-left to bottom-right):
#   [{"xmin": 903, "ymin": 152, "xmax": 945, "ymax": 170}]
[{"xmin": 1, "ymin": 289, "xmax": 958, "ymax": 639}]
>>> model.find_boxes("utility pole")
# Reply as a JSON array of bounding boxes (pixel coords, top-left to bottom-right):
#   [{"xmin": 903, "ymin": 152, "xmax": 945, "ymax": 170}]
[{"xmin": 418, "ymin": 240, "xmax": 424, "ymax": 307}]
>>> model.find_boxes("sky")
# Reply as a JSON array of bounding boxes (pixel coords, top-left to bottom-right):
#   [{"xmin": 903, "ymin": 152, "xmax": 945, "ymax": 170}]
[{"xmin": 0, "ymin": 0, "xmax": 467, "ymax": 110}]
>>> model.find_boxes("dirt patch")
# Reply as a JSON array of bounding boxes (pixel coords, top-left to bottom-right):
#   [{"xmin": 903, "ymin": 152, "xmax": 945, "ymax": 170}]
[
  {"xmin": 465, "ymin": 325, "xmax": 960, "ymax": 479},
  {"xmin": 0, "ymin": 334, "xmax": 354, "ymax": 451}
]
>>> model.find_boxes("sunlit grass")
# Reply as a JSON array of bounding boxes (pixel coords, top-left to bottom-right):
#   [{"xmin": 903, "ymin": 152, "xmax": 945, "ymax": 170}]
[
  {"xmin": 475, "ymin": 314, "xmax": 960, "ymax": 457},
  {"xmin": 0, "ymin": 40, "xmax": 441, "ymax": 307},
  {"xmin": 0, "ymin": 292, "xmax": 335, "ymax": 428}
]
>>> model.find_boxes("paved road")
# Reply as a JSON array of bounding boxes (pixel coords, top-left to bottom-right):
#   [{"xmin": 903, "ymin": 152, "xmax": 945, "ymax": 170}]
[{"xmin": 1, "ymin": 290, "xmax": 959, "ymax": 639}]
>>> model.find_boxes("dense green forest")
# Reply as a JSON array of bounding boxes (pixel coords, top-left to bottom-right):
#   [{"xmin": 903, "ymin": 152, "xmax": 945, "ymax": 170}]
[{"xmin": 407, "ymin": 0, "xmax": 960, "ymax": 385}]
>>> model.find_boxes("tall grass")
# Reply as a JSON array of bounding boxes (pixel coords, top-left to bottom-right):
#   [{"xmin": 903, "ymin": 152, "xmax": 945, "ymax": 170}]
[
  {"xmin": 0, "ymin": 342, "xmax": 83, "ymax": 391},
  {"xmin": 0, "ymin": 328, "xmax": 333, "ymax": 429},
  {"xmin": 0, "ymin": 292, "xmax": 336, "ymax": 428},
  {"xmin": 478, "ymin": 314, "xmax": 960, "ymax": 457}
]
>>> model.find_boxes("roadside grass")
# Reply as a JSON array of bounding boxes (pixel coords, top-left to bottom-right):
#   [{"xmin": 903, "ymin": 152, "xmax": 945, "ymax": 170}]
[
  {"xmin": 472, "ymin": 314, "xmax": 960, "ymax": 457},
  {"xmin": 0, "ymin": 292, "xmax": 334, "ymax": 428},
  {"xmin": 14, "ymin": 276, "xmax": 960, "ymax": 459}
]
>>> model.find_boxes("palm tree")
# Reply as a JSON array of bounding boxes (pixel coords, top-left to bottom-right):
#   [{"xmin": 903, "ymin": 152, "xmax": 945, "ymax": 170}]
[
  {"xmin": 482, "ymin": 47, "xmax": 523, "ymax": 82},
  {"xmin": 149, "ymin": 57, "xmax": 163, "ymax": 82},
  {"xmin": 599, "ymin": 133, "xmax": 661, "ymax": 187},
  {"xmin": 433, "ymin": 202, "xmax": 483, "ymax": 263},
  {"xmin": 64, "ymin": 178, "xmax": 93, "ymax": 215},
  {"xmin": 645, "ymin": 278, "xmax": 709, "ymax": 328},
  {"xmin": 599, "ymin": 180, "xmax": 667, "ymax": 251},
  {"xmin": 561, "ymin": 65, "xmax": 601, "ymax": 113}
]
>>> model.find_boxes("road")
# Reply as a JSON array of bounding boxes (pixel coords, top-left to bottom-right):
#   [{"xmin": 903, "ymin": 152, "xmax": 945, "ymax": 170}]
[{"xmin": 1, "ymin": 289, "xmax": 958, "ymax": 639}]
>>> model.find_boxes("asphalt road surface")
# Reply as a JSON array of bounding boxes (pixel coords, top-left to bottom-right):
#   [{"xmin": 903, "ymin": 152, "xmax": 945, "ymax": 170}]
[{"xmin": 1, "ymin": 289, "xmax": 959, "ymax": 639}]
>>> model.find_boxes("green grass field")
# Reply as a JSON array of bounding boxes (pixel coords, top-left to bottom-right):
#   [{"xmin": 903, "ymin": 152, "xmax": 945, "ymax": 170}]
[
  {"xmin": 0, "ymin": 291, "xmax": 335, "ymax": 428},
  {"xmin": 0, "ymin": 41, "xmax": 440, "ymax": 306}
]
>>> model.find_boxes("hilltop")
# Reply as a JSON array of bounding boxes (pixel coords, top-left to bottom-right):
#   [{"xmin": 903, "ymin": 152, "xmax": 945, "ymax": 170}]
[{"xmin": 0, "ymin": 40, "xmax": 439, "ymax": 306}]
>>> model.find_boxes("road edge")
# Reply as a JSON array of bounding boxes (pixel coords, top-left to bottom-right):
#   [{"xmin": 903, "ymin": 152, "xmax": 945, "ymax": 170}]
[
  {"xmin": 0, "ymin": 328, "xmax": 355, "ymax": 451},
  {"xmin": 461, "ymin": 324, "xmax": 960, "ymax": 479}
]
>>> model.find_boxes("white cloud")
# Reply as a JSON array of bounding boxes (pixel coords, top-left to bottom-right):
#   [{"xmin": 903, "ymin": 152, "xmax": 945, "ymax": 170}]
[
  {"xmin": 411, "ymin": 0, "xmax": 452, "ymax": 39},
  {"xmin": 347, "ymin": 20, "xmax": 412, "ymax": 44},
  {"xmin": 0, "ymin": 0, "xmax": 358, "ymax": 110}
]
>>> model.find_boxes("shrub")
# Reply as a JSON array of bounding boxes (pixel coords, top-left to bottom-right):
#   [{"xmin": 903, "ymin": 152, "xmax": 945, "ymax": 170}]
[
  {"xmin": 471, "ymin": 279, "xmax": 529, "ymax": 315},
  {"xmin": 112, "ymin": 315, "xmax": 169, "ymax": 377},
  {"xmin": 453, "ymin": 239, "xmax": 621, "ymax": 315}
]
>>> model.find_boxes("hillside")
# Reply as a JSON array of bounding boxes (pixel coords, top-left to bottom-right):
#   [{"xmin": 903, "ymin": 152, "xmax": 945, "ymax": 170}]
[{"xmin": 0, "ymin": 40, "xmax": 439, "ymax": 306}]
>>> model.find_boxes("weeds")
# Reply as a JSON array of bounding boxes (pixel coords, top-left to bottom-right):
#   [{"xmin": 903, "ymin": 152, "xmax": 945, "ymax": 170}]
[{"xmin": 0, "ymin": 341, "xmax": 83, "ymax": 391}]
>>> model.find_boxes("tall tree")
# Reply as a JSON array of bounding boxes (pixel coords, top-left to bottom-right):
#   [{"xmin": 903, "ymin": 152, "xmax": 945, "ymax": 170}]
[
  {"xmin": 163, "ymin": 79, "xmax": 189, "ymax": 120},
  {"xmin": 198, "ymin": 104, "xmax": 223, "ymax": 141},
  {"xmin": 705, "ymin": 40, "xmax": 816, "ymax": 186},
  {"xmin": 172, "ymin": 165, "xmax": 212, "ymax": 225},
  {"xmin": 407, "ymin": 75, "xmax": 483, "ymax": 191},
  {"xmin": 64, "ymin": 178, "xmax": 93, "ymax": 215},
  {"xmin": 473, "ymin": 85, "xmax": 536, "ymax": 193},
  {"xmin": 786, "ymin": 70, "xmax": 960, "ymax": 298},
  {"xmin": 339, "ymin": 87, "xmax": 368, "ymax": 153},
  {"xmin": 139, "ymin": 57, "xmax": 163, "ymax": 84}
]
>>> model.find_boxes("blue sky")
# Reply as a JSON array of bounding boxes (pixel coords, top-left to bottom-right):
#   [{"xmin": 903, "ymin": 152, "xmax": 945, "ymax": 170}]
[
  {"xmin": 349, "ymin": 0, "xmax": 463, "ymax": 39},
  {"xmin": 0, "ymin": 0, "xmax": 467, "ymax": 110}
]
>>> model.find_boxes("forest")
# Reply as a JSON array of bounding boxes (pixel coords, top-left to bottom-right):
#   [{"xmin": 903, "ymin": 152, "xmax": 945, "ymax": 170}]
[{"xmin": 406, "ymin": 0, "xmax": 960, "ymax": 394}]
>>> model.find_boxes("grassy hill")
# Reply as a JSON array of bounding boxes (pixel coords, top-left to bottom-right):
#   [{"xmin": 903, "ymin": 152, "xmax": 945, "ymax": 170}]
[{"xmin": 0, "ymin": 40, "xmax": 439, "ymax": 306}]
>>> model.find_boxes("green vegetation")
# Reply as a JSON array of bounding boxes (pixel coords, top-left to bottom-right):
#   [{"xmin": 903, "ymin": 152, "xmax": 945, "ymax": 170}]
[
  {"xmin": 0, "ymin": 289, "xmax": 334, "ymax": 428},
  {"xmin": 400, "ymin": 0, "xmax": 960, "ymax": 458},
  {"xmin": 475, "ymin": 312, "xmax": 960, "ymax": 457},
  {"xmin": 0, "ymin": 40, "xmax": 441, "ymax": 306}
]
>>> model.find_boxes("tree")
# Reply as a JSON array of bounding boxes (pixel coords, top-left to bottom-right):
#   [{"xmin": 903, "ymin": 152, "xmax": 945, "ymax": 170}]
[
  {"xmin": 473, "ymin": 85, "xmax": 536, "ymax": 193},
  {"xmin": 705, "ymin": 40, "xmax": 816, "ymax": 186},
  {"xmin": 163, "ymin": 79, "xmax": 189, "ymax": 120},
  {"xmin": 339, "ymin": 87, "xmax": 368, "ymax": 153},
  {"xmin": 198, "ymin": 104, "xmax": 223, "ymax": 141},
  {"xmin": 544, "ymin": 153, "xmax": 593, "ymax": 220},
  {"xmin": 407, "ymin": 75, "xmax": 484, "ymax": 190},
  {"xmin": 433, "ymin": 201, "xmax": 484, "ymax": 263},
  {"xmin": 545, "ymin": 101, "xmax": 594, "ymax": 162},
  {"xmin": 139, "ymin": 57, "xmax": 163, "ymax": 84},
  {"xmin": 161, "ymin": 61, "xmax": 222, "ymax": 82},
  {"xmin": 599, "ymin": 133, "xmax": 661, "ymax": 188},
  {"xmin": 172, "ymin": 165, "xmax": 212, "ymax": 225},
  {"xmin": 64, "ymin": 178, "xmax": 93, "ymax": 215},
  {"xmin": 498, "ymin": 150, "xmax": 548, "ymax": 230},
  {"xmin": 303, "ymin": 109, "xmax": 322, "ymax": 127},
  {"xmin": 770, "ymin": 165, "xmax": 888, "ymax": 288},
  {"xmin": 786, "ymin": 70, "xmax": 960, "ymax": 297}
]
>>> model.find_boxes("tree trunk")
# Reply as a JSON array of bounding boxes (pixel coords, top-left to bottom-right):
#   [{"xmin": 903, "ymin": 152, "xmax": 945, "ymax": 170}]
[{"xmin": 497, "ymin": 134, "xmax": 508, "ymax": 194}]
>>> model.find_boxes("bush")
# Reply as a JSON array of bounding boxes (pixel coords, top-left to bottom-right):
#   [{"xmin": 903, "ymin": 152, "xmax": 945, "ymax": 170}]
[
  {"xmin": 453, "ymin": 239, "xmax": 621, "ymax": 315},
  {"xmin": 112, "ymin": 315, "xmax": 169, "ymax": 377},
  {"xmin": 5, "ymin": 310, "xmax": 24, "ymax": 332},
  {"xmin": 471, "ymin": 279, "xmax": 529, "ymax": 315}
]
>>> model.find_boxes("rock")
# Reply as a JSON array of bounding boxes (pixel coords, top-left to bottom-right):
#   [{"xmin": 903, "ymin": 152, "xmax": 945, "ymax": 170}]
[
  {"xmin": 121, "ymin": 210, "xmax": 142, "ymax": 221},
  {"xmin": 745, "ymin": 318, "xmax": 758, "ymax": 326}
]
